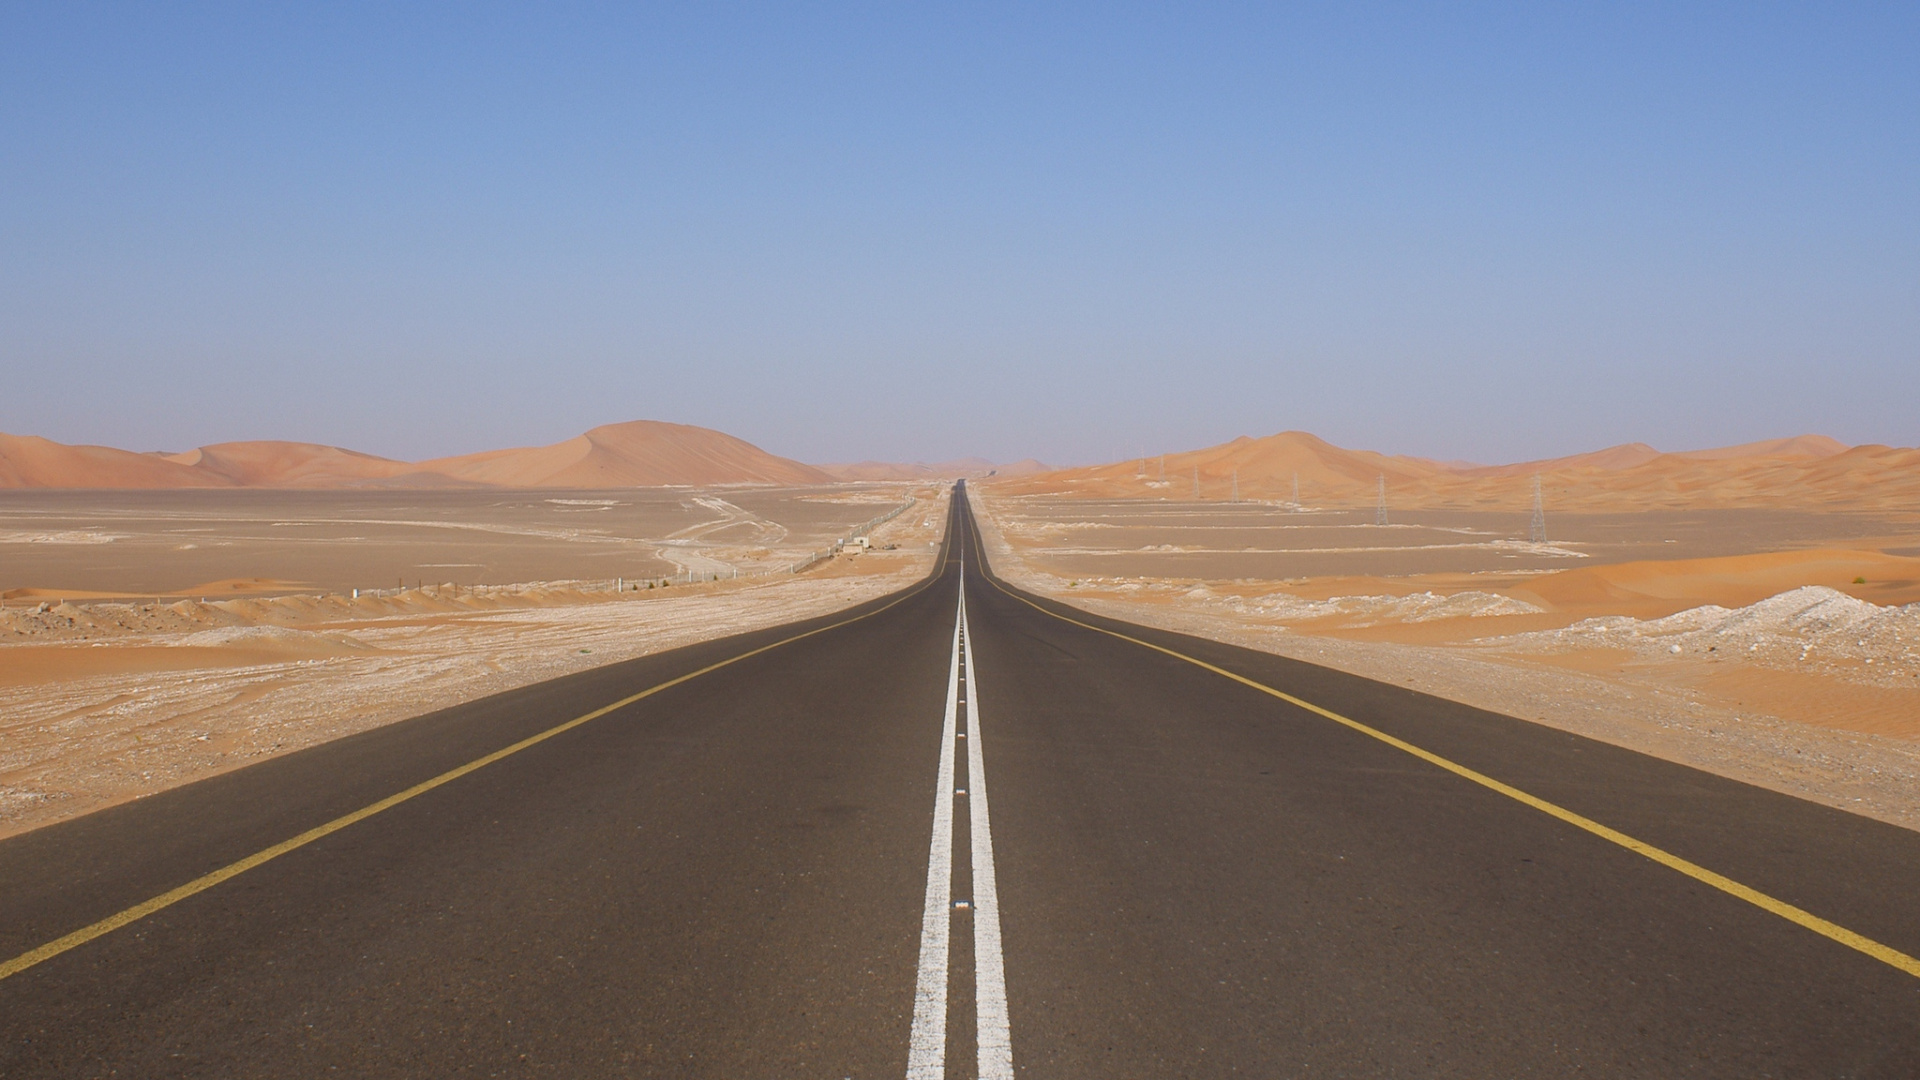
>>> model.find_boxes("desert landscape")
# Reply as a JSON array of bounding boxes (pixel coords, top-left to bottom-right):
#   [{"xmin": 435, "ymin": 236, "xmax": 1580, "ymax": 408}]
[
  {"xmin": 0, "ymin": 420, "xmax": 961, "ymax": 837},
  {"xmin": 998, "ymin": 430, "xmax": 1920, "ymax": 511},
  {"xmin": 0, "ymin": 485, "xmax": 949, "ymax": 837},
  {"xmin": 12, "ymin": 418, "xmax": 1920, "ymax": 838},
  {"xmin": 0, "ymin": 485, "xmax": 926, "ymax": 598},
  {"xmin": 973, "ymin": 429, "xmax": 1920, "ymax": 829},
  {"xmin": 11, "ymin": 420, "xmax": 1920, "ymax": 836},
  {"xmin": 14, "ymin": 12, "xmax": 1920, "ymax": 1071},
  {"xmin": 0, "ymin": 419, "xmax": 835, "ymax": 491}
]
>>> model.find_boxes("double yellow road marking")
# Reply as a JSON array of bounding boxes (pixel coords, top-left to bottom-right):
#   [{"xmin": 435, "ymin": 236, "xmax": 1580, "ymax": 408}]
[{"xmin": 976, "ymin": 559, "xmax": 1920, "ymax": 980}]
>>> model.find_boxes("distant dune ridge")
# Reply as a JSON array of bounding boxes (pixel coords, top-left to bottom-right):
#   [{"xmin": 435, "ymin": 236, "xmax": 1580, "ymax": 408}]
[
  {"xmin": 163, "ymin": 442, "xmax": 421, "ymax": 487},
  {"xmin": 4, "ymin": 423, "xmax": 1912, "ymax": 504},
  {"xmin": 818, "ymin": 457, "xmax": 1053, "ymax": 481},
  {"xmin": 0, "ymin": 421, "xmax": 830, "ymax": 490},
  {"xmin": 990, "ymin": 430, "xmax": 1920, "ymax": 510},
  {"xmin": 0, "ymin": 433, "xmax": 216, "ymax": 490}
]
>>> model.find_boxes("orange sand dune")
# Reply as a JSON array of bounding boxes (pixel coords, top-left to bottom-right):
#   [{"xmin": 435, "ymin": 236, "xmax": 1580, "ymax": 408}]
[
  {"xmin": 1455, "ymin": 442, "xmax": 1664, "ymax": 479},
  {"xmin": 993, "ymin": 430, "xmax": 1919, "ymax": 511},
  {"xmin": 1671, "ymin": 434, "xmax": 1849, "ymax": 462},
  {"xmin": 1043, "ymin": 431, "xmax": 1447, "ymax": 496},
  {"xmin": 1514, "ymin": 549, "xmax": 1920, "ymax": 618},
  {"xmin": 0, "ymin": 420, "xmax": 830, "ymax": 490},
  {"xmin": 419, "ymin": 420, "xmax": 832, "ymax": 487},
  {"xmin": 1460, "ymin": 435, "xmax": 1847, "ymax": 480},
  {"xmin": 166, "ymin": 442, "xmax": 418, "ymax": 487},
  {"xmin": 0, "ymin": 433, "xmax": 226, "ymax": 489}
]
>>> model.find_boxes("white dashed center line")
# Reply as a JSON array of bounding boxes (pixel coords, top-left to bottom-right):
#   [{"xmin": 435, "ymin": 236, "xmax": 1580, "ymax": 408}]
[{"xmin": 907, "ymin": 562, "xmax": 1013, "ymax": 1079}]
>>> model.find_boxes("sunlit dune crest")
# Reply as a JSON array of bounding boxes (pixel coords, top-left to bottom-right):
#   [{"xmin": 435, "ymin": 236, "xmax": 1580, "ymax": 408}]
[
  {"xmin": 162, "ymin": 442, "xmax": 418, "ymax": 487},
  {"xmin": 0, "ymin": 433, "xmax": 220, "ymax": 489},
  {"xmin": 416, "ymin": 420, "xmax": 832, "ymax": 488}
]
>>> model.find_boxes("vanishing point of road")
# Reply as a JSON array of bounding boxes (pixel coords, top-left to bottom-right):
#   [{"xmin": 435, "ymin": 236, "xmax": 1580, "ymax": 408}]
[{"xmin": 3, "ymin": 485, "xmax": 1918, "ymax": 1076}]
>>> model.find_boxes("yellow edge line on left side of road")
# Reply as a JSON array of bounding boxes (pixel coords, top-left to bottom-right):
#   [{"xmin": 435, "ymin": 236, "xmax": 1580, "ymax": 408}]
[{"xmin": 0, "ymin": 556, "xmax": 948, "ymax": 984}]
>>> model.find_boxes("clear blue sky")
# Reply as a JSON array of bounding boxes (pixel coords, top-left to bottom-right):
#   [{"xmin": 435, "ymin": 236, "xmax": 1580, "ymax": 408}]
[{"xmin": 3, "ymin": 4, "xmax": 1915, "ymax": 466}]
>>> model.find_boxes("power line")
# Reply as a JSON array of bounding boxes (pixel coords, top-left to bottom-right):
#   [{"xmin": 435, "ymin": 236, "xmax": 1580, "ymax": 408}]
[{"xmin": 1530, "ymin": 475, "xmax": 1547, "ymax": 544}]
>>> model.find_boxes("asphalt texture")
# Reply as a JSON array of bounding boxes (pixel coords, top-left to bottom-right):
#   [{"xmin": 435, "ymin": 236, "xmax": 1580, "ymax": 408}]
[{"xmin": 3, "ymin": 486, "xmax": 1919, "ymax": 1077}]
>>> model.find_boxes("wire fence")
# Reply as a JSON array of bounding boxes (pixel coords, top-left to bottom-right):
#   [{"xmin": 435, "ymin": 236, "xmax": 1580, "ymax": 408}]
[{"xmin": 785, "ymin": 495, "xmax": 919, "ymax": 575}]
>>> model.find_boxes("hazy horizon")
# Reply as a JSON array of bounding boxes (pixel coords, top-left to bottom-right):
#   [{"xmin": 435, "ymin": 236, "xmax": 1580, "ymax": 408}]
[
  {"xmin": 0, "ymin": 420, "xmax": 1889, "ymax": 475},
  {"xmin": 5, "ymin": 5, "xmax": 1916, "ymax": 468}
]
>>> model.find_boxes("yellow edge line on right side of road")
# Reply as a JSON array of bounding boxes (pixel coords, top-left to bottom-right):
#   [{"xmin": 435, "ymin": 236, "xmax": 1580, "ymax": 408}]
[{"xmin": 982, "ymin": 571, "xmax": 1920, "ymax": 980}]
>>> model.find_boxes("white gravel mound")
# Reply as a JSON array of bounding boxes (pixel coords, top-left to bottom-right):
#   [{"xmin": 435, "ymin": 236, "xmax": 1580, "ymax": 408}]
[{"xmin": 1504, "ymin": 586, "xmax": 1920, "ymax": 684}]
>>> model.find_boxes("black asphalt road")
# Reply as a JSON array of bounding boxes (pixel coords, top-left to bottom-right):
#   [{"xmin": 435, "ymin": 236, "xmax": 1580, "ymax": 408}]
[{"xmin": 3, "ymin": 487, "xmax": 1919, "ymax": 1077}]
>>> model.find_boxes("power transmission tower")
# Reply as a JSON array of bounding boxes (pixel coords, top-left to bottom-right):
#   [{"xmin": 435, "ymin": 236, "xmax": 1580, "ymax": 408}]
[
  {"xmin": 1530, "ymin": 475, "xmax": 1547, "ymax": 544},
  {"xmin": 1375, "ymin": 474, "xmax": 1389, "ymax": 526}
]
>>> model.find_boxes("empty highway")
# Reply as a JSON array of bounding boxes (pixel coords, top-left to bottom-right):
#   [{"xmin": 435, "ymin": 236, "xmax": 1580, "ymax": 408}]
[{"xmin": 3, "ymin": 485, "xmax": 1918, "ymax": 1077}]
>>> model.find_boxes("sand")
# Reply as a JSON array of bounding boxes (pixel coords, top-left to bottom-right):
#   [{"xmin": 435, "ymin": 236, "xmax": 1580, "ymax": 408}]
[
  {"xmin": 0, "ymin": 484, "xmax": 933, "ymax": 597},
  {"xmin": 992, "ymin": 429, "xmax": 1920, "ymax": 511},
  {"xmin": 0, "ymin": 488, "xmax": 949, "ymax": 839},
  {"xmin": 416, "ymin": 419, "xmax": 833, "ymax": 488},
  {"xmin": 984, "ymin": 496, "xmax": 1919, "ymax": 586},
  {"xmin": 972, "ymin": 491, "xmax": 1920, "ymax": 832},
  {"xmin": 0, "ymin": 419, "xmax": 829, "ymax": 490}
]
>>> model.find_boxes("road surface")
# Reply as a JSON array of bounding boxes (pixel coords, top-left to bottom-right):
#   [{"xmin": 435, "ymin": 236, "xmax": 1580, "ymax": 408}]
[{"xmin": 3, "ymin": 484, "xmax": 1918, "ymax": 1076}]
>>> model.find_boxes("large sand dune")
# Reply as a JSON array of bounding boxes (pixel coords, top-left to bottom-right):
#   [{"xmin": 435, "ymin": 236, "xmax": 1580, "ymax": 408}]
[
  {"xmin": 994, "ymin": 430, "xmax": 1919, "ymax": 511},
  {"xmin": 0, "ymin": 420, "xmax": 829, "ymax": 490},
  {"xmin": 0, "ymin": 433, "xmax": 219, "ymax": 489},
  {"xmin": 165, "ymin": 442, "xmax": 424, "ymax": 487},
  {"xmin": 419, "ymin": 420, "xmax": 833, "ymax": 487}
]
